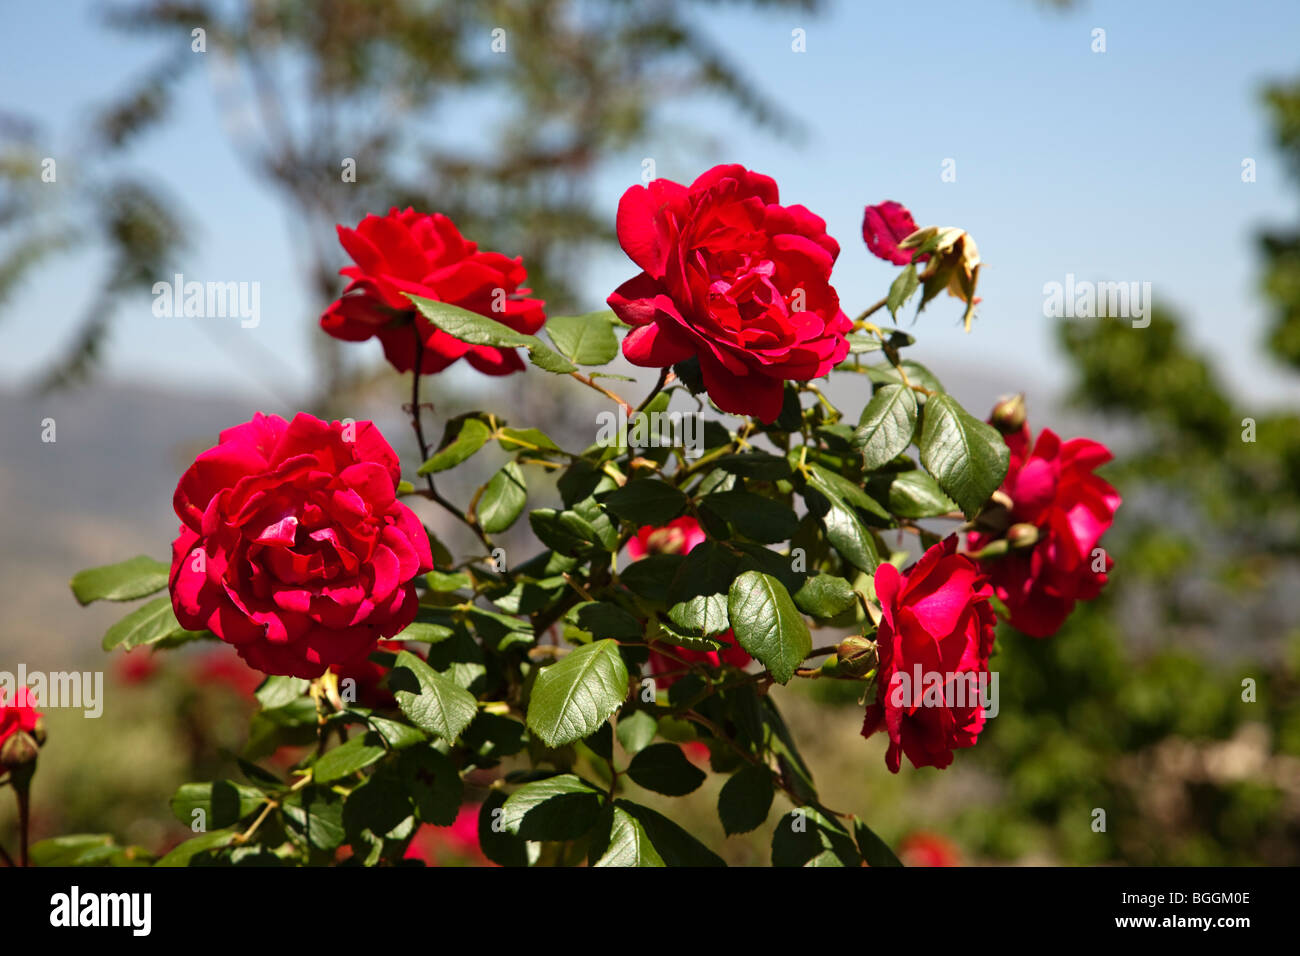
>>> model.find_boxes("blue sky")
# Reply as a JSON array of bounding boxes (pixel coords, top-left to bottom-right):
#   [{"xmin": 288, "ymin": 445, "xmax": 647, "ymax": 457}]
[{"xmin": 4, "ymin": 0, "xmax": 1300, "ymax": 409}]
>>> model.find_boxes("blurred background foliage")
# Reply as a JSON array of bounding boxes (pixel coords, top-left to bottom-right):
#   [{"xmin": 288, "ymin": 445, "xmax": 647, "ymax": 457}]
[{"xmin": 2, "ymin": 1, "xmax": 1297, "ymax": 865}]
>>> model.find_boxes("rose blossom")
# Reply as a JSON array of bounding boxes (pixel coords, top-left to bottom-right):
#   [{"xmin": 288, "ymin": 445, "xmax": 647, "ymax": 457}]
[
  {"xmin": 169, "ymin": 412, "xmax": 433, "ymax": 679},
  {"xmin": 967, "ymin": 416, "xmax": 1121, "ymax": 638},
  {"xmin": 862, "ymin": 201, "xmax": 928, "ymax": 266},
  {"xmin": 607, "ymin": 164, "xmax": 851, "ymax": 424},
  {"xmin": 861, "ymin": 536, "xmax": 997, "ymax": 772},
  {"xmin": 321, "ymin": 207, "xmax": 546, "ymax": 375}
]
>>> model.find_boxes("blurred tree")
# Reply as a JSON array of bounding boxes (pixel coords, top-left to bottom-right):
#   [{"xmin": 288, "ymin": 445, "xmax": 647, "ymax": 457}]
[
  {"xmin": 0, "ymin": 0, "xmax": 818, "ymax": 398},
  {"xmin": 952, "ymin": 78, "xmax": 1300, "ymax": 862}
]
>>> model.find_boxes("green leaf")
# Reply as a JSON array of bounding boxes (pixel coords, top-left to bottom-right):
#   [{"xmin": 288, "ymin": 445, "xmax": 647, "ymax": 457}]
[
  {"xmin": 398, "ymin": 746, "xmax": 463, "ymax": 825},
  {"xmin": 526, "ymin": 639, "xmax": 629, "ymax": 748},
  {"xmin": 591, "ymin": 806, "xmax": 666, "ymax": 867},
  {"xmin": 852, "ymin": 818, "xmax": 904, "ymax": 866},
  {"xmin": 876, "ymin": 469, "xmax": 958, "ymax": 518},
  {"xmin": 478, "ymin": 461, "xmax": 528, "ymax": 533},
  {"xmin": 853, "ymin": 384, "xmax": 918, "ymax": 469},
  {"xmin": 313, "ymin": 732, "xmax": 387, "ymax": 784},
  {"xmin": 614, "ymin": 800, "xmax": 725, "ymax": 867},
  {"xmin": 727, "ymin": 571, "xmax": 810, "ymax": 684},
  {"xmin": 479, "ymin": 790, "xmax": 531, "ymax": 867},
  {"xmin": 619, "ymin": 553, "xmax": 682, "ymax": 603},
  {"xmin": 281, "ymin": 787, "xmax": 345, "ymax": 852},
  {"xmin": 407, "ymin": 295, "xmax": 579, "ymax": 372},
  {"xmin": 615, "ymin": 709, "xmax": 657, "ymax": 755},
  {"xmin": 101, "ymin": 597, "xmax": 204, "ymax": 652},
  {"xmin": 170, "ymin": 781, "xmax": 266, "ymax": 829},
  {"xmin": 886, "ymin": 263, "xmax": 920, "ymax": 319},
  {"xmin": 626, "ymin": 742, "xmax": 706, "ymax": 796},
  {"xmin": 718, "ymin": 764, "xmax": 775, "ymax": 835},
  {"xmin": 866, "ymin": 360, "xmax": 945, "ymax": 394},
  {"xmin": 793, "ymin": 574, "xmax": 858, "ymax": 619},
  {"xmin": 418, "ymin": 417, "xmax": 491, "ymax": 474},
  {"xmin": 529, "ymin": 508, "xmax": 603, "ymax": 557},
  {"xmin": 501, "ymin": 774, "xmax": 605, "ymax": 840},
  {"xmin": 572, "ymin": 601, "xmax": 643, "ymax": 641},
  {"xmin": 255, "ymin": 675, "xmax": 310, "ymax": 710},
  {"xmin": 711, "ymin": 452, "xmax": 793, "ymax": 480},
  {"xmin": 424, "ymin": 570, "xmax": 471, "ymax": 592},
  {"xmin": 29, "ymin": 834, "xmax": 147, "ymax": 867},
  {"xmin": 390, "ymin": 650, "xmax": 478, "ymax": 743},
  {"xmin": 666, "ymin": 541, "xmax": 738, "ymax": 637},
  {"xmin": 600, "ymin": 479, "xmax": 688, "ymax": 526},
  {"xmin": 527, "ymin": 342, "xmax": 579, "ymax": 374},
  {"xmin": 497, "ymin": 426, "xmax": 563, "ymax": 453},
  {"xmin": 772, "ymin": 806, "xmax": 861, "ymax": 867},
  {"xmin": 156, "ymin": 827, "xmax": 238, "ymax": 867},
  {"xmin": 409, "ymin": 295, "xmax": 534, "ymax": 347},
  {"xmin": 545, "ymin": 311, "xmax": 620, "ymax": 365},
  {"xmin": 801, "ymin": 471, "xmax": 882, "ymax": 573},
  {"xmin": 71, "ymin": 554, "xmax": 169, "ymax": 605},
  {"xmin": 918, "ymin": 393, "xmax": 1010, "ymax": 519},
  {"xmin": 700, "ymin": 491, "xmax": 799, "ymax": 543}
]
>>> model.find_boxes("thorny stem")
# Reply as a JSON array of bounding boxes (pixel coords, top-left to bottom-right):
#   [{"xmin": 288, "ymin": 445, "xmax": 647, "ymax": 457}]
[
  {"xmin": 408, "ymin": 332, "xmax": 496, "ymax": 554},
  {"xmin": 635, "ymin": 367, "xmax": 674, "ymax": 413},
  {"xmin": 569, "ymin": 369, "xmax": 633, "ymax": 411}
]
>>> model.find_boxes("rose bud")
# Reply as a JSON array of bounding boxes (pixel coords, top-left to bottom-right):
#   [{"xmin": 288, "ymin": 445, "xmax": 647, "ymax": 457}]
[
  {"xmin": 990, "ymin": 393, "xmax": 1027, "ymax": 434},
  {"xmin": 836, "ymin": 636, "xmax": 878, "ymax": 677},
  {"xmin": 0, "ymin": 730, "xmax": 40, "ymax": 769},
  {"xmin": 1007, "ymin": 522, "xmax": 1040, "ymax": 550}
]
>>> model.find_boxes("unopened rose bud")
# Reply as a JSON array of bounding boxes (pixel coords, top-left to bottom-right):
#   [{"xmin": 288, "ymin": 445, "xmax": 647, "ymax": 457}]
[
  {"xmin": 836, "ymin": 636, "xmax": 878, "ymax": 677},
  {"xmin": 0, "ymin": 730, "xmax": 40, "ymax": 769},
  {"xmin": 990, "ymin": 394, "xmax": 1027, "ymax": 433},
  {"xmin": 1007, "ymin": 522, "xmax": 1040, "ymax": 550}
]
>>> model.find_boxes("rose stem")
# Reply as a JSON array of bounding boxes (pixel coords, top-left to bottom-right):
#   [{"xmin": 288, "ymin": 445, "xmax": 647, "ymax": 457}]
[{"xmin": 408, "ymin": 330, "xmax": 496, "ymax": 553}]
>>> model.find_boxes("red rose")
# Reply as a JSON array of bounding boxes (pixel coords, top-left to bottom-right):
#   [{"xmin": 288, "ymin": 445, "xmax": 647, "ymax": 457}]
[
  {"xmin": 192, "ymin": 647, "xmax": 264, "ymax": 697},
  {"xmin": 404, "ymin": 805, "xmax": 492, "ymax": 867},
  {"xmin": 627, "ymin": 516, "xmax": 752, "ymax": 687},
  {"xmin": 967, "ymin": 419, "xmax": 1121, "ymax": 638},
  {"xmin": 626, "ymin": 516, "xmax": 706, "ymax": 560},
  {"xmin": 321, "ymin": 208, "xmax": 546, "ymax": 375},
  {"xmin": 862, "ymin": 201, "xmax": 927, "ymax": 266},
  {"xmin": 607, "ymin": 164, "xmax": 851, "ymax": 423},
  {"xmin": 861, "ymin": 536, "xmax": 997, "ymax": 772},
  {"xmin": 0, "ymin": 687, "xmax": 41, "ymax": 752},
  {"xmin": 898, "ymin": 831, "xmax": 961, "ymax": 867},
  {"xmin": 169, "ymin": 412, "xmax": 433, "ymax": 679}
]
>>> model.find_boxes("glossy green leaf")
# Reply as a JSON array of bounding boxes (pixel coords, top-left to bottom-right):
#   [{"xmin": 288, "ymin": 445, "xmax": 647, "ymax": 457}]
[
  {"xmin": 727, "ymin": 571, "xmax": 810, "ymax": 684},
  {"xmin": 918, "ymin": 393, "xmax": 1010, "ymax": 519},
  {"xmin": 390, "ymin": 650, "xmax": 478, "ymax": 743},
  {"xmin": 853, "ymin": 384, "xmax": 918, "ymax": 469},
  {"xmin": 478, "ymin": 461, "xmax": 528, "ymax": 533},
  {"xmin": 71, "ymin": 554, "xmax": 169, "ymax": 605},
  {"xmin": 626, "ymin": 742, "xmax": 706, "ymax": 796},
  {"xmin": 526, "ymin": 639, "xmax": 629, "ymax": 748}
]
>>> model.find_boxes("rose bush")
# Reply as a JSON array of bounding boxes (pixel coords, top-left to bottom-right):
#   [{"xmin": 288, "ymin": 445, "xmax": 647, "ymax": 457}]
[{"xmin": 52, "ymin": 166, "xmax": 1120, "ymax": 869}]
